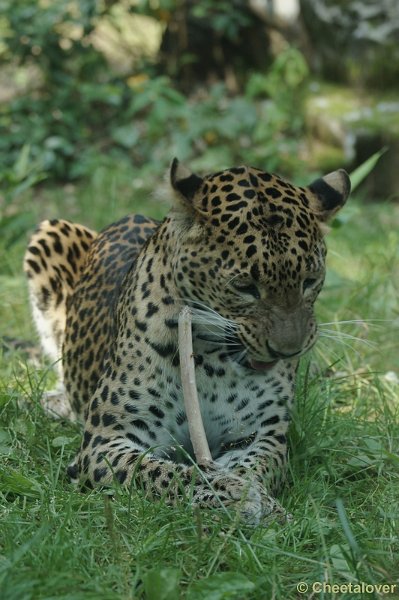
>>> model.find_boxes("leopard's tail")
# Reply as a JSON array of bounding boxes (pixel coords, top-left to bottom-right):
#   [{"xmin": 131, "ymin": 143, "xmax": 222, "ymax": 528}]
[{"xmin": 24, "ymin": 219, "xmax": 97, "ymax": 373}]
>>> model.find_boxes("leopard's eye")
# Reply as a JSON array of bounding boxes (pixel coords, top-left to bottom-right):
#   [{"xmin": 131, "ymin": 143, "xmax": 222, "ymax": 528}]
[
  {"xmin": 232, "ymin": 282, "xmax": 260, "ymax": 300},
  {"xmin": 303, "ymin": 278, "xmax": 318, "ymax": 291}
]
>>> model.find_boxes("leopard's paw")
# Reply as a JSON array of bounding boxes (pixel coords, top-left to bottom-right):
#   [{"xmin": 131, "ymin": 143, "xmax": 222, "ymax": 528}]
[
  {"xmin": 193, "ymin": 471, "xmax": 263, "ymax": 525},
  {"xmin": 41, "ymin": 384, "xmax": 76, "ymax": 422},
  {"xmin": 259, "ymin": 490, "xmax": 292, "ymax": 525}
]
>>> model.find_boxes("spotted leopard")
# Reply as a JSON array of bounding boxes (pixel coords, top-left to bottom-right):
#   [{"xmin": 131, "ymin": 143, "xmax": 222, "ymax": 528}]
[{"xmin": 24, "ymin": 160, "xmax": 350, "ymax": 524}]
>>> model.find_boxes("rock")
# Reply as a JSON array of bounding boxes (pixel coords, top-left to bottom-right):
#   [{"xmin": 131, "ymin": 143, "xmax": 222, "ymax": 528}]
[
  {"xmin": 300, "ymin": 0, "xmax": 399, "ymax": 87},
  {"xmin": 305, "ymin": 83, "xmax": 399, "ymax": 200}
]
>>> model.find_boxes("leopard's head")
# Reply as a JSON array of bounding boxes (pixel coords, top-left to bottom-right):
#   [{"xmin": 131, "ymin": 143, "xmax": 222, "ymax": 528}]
[{"xmin": 168, "ymin": 159, "xmax": 350, "ymax": 371}]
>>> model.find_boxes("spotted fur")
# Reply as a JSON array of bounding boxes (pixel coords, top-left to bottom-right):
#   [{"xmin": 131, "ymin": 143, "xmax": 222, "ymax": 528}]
[{"xmin": 24, "ymin": 161, "xmax": 350, "ymax": 523}]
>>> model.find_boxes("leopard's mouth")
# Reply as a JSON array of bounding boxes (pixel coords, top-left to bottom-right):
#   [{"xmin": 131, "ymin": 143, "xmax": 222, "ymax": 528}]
[
  {"xmin": 224, "ymin": 330, "xmax": 279, "ymax": 372},
  {"xmin": 195, "ymin": 324, "xmax": 280, "ymax": 372}
]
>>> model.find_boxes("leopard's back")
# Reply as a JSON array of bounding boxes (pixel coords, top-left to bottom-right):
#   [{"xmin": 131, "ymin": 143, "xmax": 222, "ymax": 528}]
[
  {"xmin": 24, "ymin": 214, "xmax": 158, "ymax": 420},
  {"xmin": 63, "ymin": 214, "xmax": 159, "ymax": 419}
]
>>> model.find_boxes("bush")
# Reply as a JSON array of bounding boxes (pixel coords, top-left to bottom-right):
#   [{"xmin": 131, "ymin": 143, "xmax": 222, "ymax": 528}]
[
  {"xmin": 0, "ymin": 0, "xmax": 131, "ymax": 179},
  {"xmin": 0, "ymin": 0, "xmax": 308, "ymax": 182}
]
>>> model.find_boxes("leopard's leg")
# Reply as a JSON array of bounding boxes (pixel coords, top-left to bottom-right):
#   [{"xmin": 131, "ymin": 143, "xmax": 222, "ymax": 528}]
[
  {"xmin": 211, "ymin": 363, "xmax": 297, "ymax": 522},
  {"xmin": 215, "ymin": 430, "xmax": 290, "ymax": 522},
  {"xmin": 24, "ymin": 219, "xmax": 97, "ymax": 420},
  {"xmin": 69, "ymin": 433, "xmax": 265, "ymax": 525}
]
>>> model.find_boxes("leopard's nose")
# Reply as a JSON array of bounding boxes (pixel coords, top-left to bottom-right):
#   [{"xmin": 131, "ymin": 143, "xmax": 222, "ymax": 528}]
[{"xmin": 268, "ymin": 306, "xmax": 314, "ymax": 357}]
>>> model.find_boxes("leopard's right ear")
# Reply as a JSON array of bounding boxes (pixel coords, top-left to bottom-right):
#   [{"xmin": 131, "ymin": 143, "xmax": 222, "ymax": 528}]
[
  {"xmin": 170, "ymin": 158, "xmax": 203, "ymax": 205},
  {"xmin": 308, "ymin": 169, "xmax": 351, "ymax": 222}
]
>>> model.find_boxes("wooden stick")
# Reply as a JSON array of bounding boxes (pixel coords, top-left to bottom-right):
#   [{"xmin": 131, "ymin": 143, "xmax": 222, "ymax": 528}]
[{"xmin": 178, "ymin": 306, "xmax": 213, "ymax": 466}]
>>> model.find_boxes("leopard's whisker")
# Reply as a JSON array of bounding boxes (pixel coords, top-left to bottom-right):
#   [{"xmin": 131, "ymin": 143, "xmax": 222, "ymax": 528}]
[
  {"xmin": 180, "ymin": 298, "xmax": 237, "ymax": 327},
  {"xmin": 195, "ymin": 336, "xmax": 242, "ymax": 348},
  {"xmin": 318, "ymin": 333, "xmax": 369, "ymax": 355},
  {"xmin": 314, "ymin": 338, "xmax": 364, "ymax": 361},
  {"xmin": 319, "ymin": 330, "xmax": 377, "ymax": 348},
  {"xmin": 312, "ymin": 336, "xmax": 361, "ymax": 360},
  {"xmin": 319, "ymin": 319, "xmax": 390, "ymax": 327},
  {"xmin": 319, "ymin": 327, "xmax": 376, "ymax": 340},
  {"xmin": 237, "ymin": 348, "xmax": 249, "ymax": 363}
]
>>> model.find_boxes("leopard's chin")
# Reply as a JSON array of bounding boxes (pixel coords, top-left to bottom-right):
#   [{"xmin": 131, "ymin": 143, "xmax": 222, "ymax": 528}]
[
  {"xmin": 248, "ymin": 358, "xmax": 279, "ymax": 372},
  {"xmin": 230, "ymin": 348, "xmax": 279, "ymax": 372}
]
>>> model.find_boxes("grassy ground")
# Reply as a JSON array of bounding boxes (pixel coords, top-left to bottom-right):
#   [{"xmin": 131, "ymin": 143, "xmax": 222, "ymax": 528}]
[{"xmin": 0, "ymin": 165, "xmax": 398, "ymax": 600}]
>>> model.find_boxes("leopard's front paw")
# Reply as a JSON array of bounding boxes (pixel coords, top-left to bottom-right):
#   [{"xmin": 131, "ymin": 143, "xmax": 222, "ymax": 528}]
[
  {"xmin": 193, "ymin": 471, "xmax": 263, "ymax": 525},
  {"xmin": 193, "ymin": 467, "xmax": 292, "ymax": 525},
  {"xmin": 258, "ymin": 490, "xmax": 292, "ymax": 525}
]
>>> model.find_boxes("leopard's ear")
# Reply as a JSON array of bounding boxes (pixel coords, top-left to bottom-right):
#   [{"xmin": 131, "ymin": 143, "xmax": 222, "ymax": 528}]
[
  {"xmin": 170, "ymin": 158, "xmax": 203, "ymax": 205},
  {"xmin": 308, "ymin": 169, "xmax": 351, "ymax": 222}
]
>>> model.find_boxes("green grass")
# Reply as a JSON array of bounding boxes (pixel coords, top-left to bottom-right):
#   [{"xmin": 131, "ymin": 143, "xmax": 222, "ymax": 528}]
[{"xmin": 1, "ymin": 165, "xmax": 398, "ymax": 599}]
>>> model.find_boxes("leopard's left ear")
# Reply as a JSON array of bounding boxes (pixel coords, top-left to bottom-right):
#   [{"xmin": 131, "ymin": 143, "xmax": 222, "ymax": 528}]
[
  {"xmin": 308, "ymin": 169, "xmax": 351, "ymax": 222},
  {"xmin": 170, "ymin": 158, "xmax": 203, "ymax": 206}
]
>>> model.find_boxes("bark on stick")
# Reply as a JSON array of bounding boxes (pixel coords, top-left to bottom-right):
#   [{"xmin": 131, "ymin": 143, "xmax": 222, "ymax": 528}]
[{"xmin": 178, "ymin": 306, "xmax": 212, "ymax": 466}]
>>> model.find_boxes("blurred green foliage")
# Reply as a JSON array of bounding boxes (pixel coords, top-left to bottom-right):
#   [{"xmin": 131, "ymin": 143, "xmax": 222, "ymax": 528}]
[
  {"xmin": 137, "ymin": 0, "xmax": 254, "ymax": 41},
  {"xmin": 0, "ymin": 0, "xmax": 309, "ymax": 183},
  {"xmin": 0, "ymin": 144, "xmax": 46, "ymax": 249},
  {"xmin": 0, "ymin": 0, "xmax": 130, "ymax": 179}
]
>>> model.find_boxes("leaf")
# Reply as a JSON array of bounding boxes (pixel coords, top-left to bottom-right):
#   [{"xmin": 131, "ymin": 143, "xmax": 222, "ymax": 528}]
[
  {"xmin": 187, "ymin": 572, "xmax": 256, "ymax": 600},
  {"xmin": 111, "ymin": 125, "xmax": 140, "ymax": 149},
  {"xmin": 13, "ymin": 144, "xmax": 31, "ymax": 181},
  {"xmin": 0, "ymin": 429, "xmax": 12, "ymax": 455},
  {"xmin": 52, "ymin": 436, "xmax": 75, "ymax": 448},
  {"xmin": 363, "ymin": 436, "xmax": 385, "ymax": 453},
  {"xmin": 44, "ymin": 136, "xmax": 74, "ymax": 155},
  {"xmin": 347, "ymin": 453, "xmax": 376, "ymax": 468},
  {"xmin": 346, "ymin": 437, "xmax": 386, "ymax": 469},
  {"xmin": 0, "ymin": 212, "xmax": 34, "ymax": 247},
  {"xmin": 349, "ymin": 147, "xmax": 387, "ymax": 192},
  {"xmin": 329, "ymin": 544, "xmax": 354, "ymax": 580},
  {"xmin": 384, "ymin": 451, "xmax": 399, "ymax": 465},
  {"xmin": 335, "ymin": 499, "xmax": 361, "ymax": 557},
  {"xmin": 0, "ymin": 468, "xmax": 42, "ymax": 498},
  {"xmin": 0, "ymin": 526, "xmax": 47, "ymax": 575},
  {"xmin": 142, "ymin": 567, "xmax": 181, "ymax": 600}
]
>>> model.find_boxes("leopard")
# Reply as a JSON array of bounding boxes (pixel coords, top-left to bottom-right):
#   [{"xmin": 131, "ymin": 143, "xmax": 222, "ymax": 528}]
[{"xmin": 24, "ymin": 159, "xmax": 350, "ymax": 524}]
